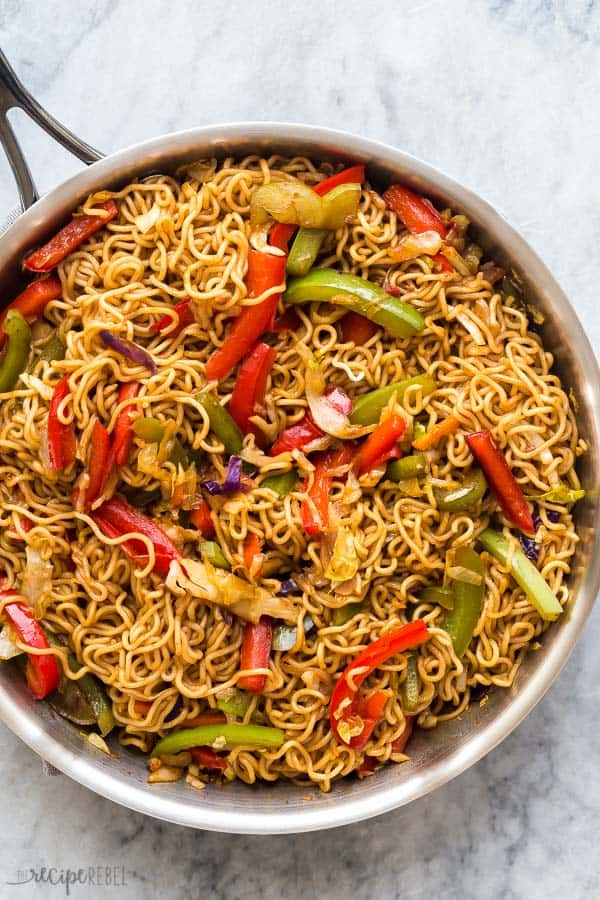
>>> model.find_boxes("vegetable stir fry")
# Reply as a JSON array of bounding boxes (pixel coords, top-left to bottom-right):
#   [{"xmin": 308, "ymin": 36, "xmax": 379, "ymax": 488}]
[{"xmin": 0, "ymin": 156, "xmax": 585, "ymax": 792}]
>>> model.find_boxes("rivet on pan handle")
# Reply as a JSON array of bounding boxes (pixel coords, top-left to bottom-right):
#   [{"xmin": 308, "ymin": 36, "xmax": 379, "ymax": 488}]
[{"xmin": 0, "ymin": 49, "xmax": 103, "ymax": 210}]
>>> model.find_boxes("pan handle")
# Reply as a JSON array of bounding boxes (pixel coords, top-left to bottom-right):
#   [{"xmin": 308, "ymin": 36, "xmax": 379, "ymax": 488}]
[{"xmin": 0, "ymin": 49, "xmax": 103, "ymax": 210}]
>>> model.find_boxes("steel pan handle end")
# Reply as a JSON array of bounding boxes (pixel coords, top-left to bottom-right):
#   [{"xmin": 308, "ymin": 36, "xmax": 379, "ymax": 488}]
[{"xmin": 0, "ymin": 49, "xmax": 103, "ymax": 210}]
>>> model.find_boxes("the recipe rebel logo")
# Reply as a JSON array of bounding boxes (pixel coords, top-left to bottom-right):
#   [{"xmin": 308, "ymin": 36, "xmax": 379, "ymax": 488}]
[{"xmin": 6, "ymin": 865, "xmax": 128, "ymax": 895}]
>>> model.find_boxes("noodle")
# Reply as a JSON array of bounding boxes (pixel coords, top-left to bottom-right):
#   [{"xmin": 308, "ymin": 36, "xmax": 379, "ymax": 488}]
[{"xmin": 0, "ymin": 156, "xmax": 584, "ymax": 792}]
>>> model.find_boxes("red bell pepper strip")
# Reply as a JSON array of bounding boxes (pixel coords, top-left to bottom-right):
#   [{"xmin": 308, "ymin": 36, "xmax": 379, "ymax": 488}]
[
  {"xmin": 0, "ymin": 275, "xmax": 62, "ymax": 349},
  {"xmin": 81, "ymin": 421, "xmax": 112, "ymax": 510},
  {"xmin": 314, "ymin": 164, "xmax": 365, "ymax": 197},
  {"xmin": 356, "ymin": 414, "xmax": 406, "ymax": 475},
  {"xmin": 205, "ymin": 250, "xmax": 287, "ymax": 382},
  {"xmin": 48, "ymin": 376, "xmax": 77, "ymax": 471},
  {"xmin": 228, "ymin": 341, "xmax": 277, "ymax": 442},
  {"xmin": 466, "ymin": 430, "xmax": 535, "ymax": 535},
  {"xmin": 149, "ymin": 299, "xmax": 195, "ymax": 336},
  {"xmin": 329, "ymin": 619, "xmax": 430, "ymax": 749},
  {"xmin": 271, "ymin": 308, "xmax": 301, "ymax": 333},
  {"xmin": 112, "ymin": 382, "xmax": 141, "ymax": 466},
  {"xmin": 431, "ymin": 253, "xmax": 454, "ymax": 274},
  {"xmin": 243, "ymin": 533, "xmax": 262, "ymax": 576},
  {"xmin": 190, "ymin": 746, "xmax": 228, "ymax": 771},
  {"xmin": 3, "ymin": 600, "xmax": 61, "ymax": 699},
  {"xmin": 391, "ymin": 716, "xmax": 414, "ymax": 754},
  {"xmin": 189, "ymin": 498, "xmax": 215, "ymax": 537},
  {"xmin": 383, "ymin": 184, "xmax": 447, "ymax": 239},
  {"xmin": 351, "ymin": 690, "xmax": 388, "ymax": 751},
  {"xmin": 23, "ymin": 200, "xmax": 119, "ymax": 273},
  {"xmin": 238, "ymin": 615, "xmax": 272, "ymax": 693},
  {"xmin": 185, "ymin": 711, "xmax": 227, "ymax": 727},
  {"xmin": 340, "ymin": 310, "xmax": 377, "ymax": 344},
  {"xmin": 301, "ymin": 460, "xmax": 330, "ymax": 536},
  {"xmin": 271, "ymin": 414, "xmax": 322, "ymax": 458},
  {"xmin": 90, "ymin": 495, "xmax": 181, "ymax": 576},
  {"xmin": 301, "ymin": 443, "xmax": 356, "ymax": 536},
  {"xmin": 269, "ymin": 223, "xmax": 296, "ymax": 252},
  {"xmin": 269, "ymin": 385, "xmax": 352, "ymax": 456}
]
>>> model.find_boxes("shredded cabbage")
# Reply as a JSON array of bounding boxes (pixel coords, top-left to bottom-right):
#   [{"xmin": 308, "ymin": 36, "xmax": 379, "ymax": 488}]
[
  {"xmin": 22, "ymin": 546, "xmax": 53, "ymax": 618},
  {"xmin": 166, "ymin": 559, "xmax": 296, "ymax": 623},
  {"xmin": 324, "ymin": 528, "xmax": 360, "ymax": 583},
  {"xmin": 0, "ymin": 625, "xmax": 23, "ymax": 660},
  {"xmin": 389, "ymin": 230, "xmax": 442, "ymax": 262}
]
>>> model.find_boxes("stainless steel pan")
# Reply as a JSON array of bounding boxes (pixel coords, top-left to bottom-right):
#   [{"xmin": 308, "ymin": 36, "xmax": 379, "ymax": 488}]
[{"xmin": 0, "ymin": 51, "xmax": 598, "ymax": 834}]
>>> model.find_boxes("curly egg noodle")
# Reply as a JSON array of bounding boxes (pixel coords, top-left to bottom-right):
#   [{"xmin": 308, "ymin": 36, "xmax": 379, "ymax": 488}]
[{"xmin": 0, "ymin": 156, "xmax": 584, "ymax": 791}]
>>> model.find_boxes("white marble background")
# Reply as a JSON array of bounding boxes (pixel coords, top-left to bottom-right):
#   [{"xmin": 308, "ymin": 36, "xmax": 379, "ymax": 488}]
[{"xmin": 0, "ymin": 1, "xmax": 599, "ymax": 898}]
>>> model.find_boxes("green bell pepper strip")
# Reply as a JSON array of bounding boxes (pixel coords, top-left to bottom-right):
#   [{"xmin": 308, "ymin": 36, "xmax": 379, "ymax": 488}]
[
  {"xmin": 443, "ymin": 547, "xmax": 485, "ymax": 657},
  {"xmin": 350, "ymin": 374, "xmax": 436, "ymax": 426},
  {"xmin": 132, "ymin": 416, "xmax": 164, "ymax": 443},
  {"xmin": 122, "ymin": 486, "xmax": 162, "ymax": 509},
  {"xmin": 45, "ymin": 631, "xmax": 115, "ymax": 736},
  {"xmin": 34, "ymin": 332, "xmax": 66, "ymax": 366},
  {"xmin": 261, "ymin": 470, "xmax": 297, "ymax": 497},
  {"xmin": 198, "ymin": 393, "xmax": 243, "ymax": 455},
  {"xmin": 73, "ymin": 666, "xmax": 116, "ymax": 736},
  {"xmin": 201, "ymin": 541, "xmax": 231, "ymax": 570},
  {"xmin": 400, "ymin": 652, "xmax": 420, "ymax": 712},
  {"xmin": 526, "ymin": 486, "xmax": 585, "ymax": 504},
  {"xmin": 478, "ymin": 528, "xmax": 563, "ymax": 621},
  {"xmin": 434, "ymin": 469, "xmax": 487, "ymax": 512},
  {"xmin": 421, "ymin": 584, "xmax": 455, "ymax": 609},
  {"xmin": 286, "ymin": 228, "xmax": 327, "ymax": 277},
  {"xmin": 132, "ymin": 417, "xmax": 188, "ymax": 467},
  {"xmin": 387, "ymin": 454, "xmax": 429, "ymax": 481},
  {"xmin": 216, "ymin": 689, "xmax": 252, "ymax": 718},
  {"xmin": 283, "ymin": 269, "xmax": 426, "ymax": 340},
  {"xmin": 152, "ymin": 723, "xmax": 285, "ymax": 756},
  {"xmin": 0, "ymin": 310, "xmax": 31, "ymax": 392},
  {"xmin": 332, "ymin": 602, "xmax": 366, "ymax": 626},
  {"xmin": 272, "ymin": 614, "xmax": 314, "ymax": 651}
]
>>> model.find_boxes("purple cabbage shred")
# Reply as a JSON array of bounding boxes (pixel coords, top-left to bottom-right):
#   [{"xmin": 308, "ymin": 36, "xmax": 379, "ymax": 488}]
[
  {"xmin": 519, "ymin": 533, "xmax": 539, "ymax": 563},
  {"xmin": 201, "ymin": 456, "xmax": 248, "ymax": 496},
  {"xmin": 99, "ymin": 330, "xmax": 157, "ymax": 374},
  {"xmin": 277, "ymin": 578, "xmax": 300, "ymax": 596}
]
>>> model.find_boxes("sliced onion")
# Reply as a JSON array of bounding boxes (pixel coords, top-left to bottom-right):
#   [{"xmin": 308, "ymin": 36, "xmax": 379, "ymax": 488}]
[
  {"xmin": 249, "ymin": 224, "xmax": 286, "ymax": 256},
  {"xmin": 134, "ymin": 203, "xmax": 161, "ymax": 234},
  {"xmin": 19, "ymin": 373, "xmax": 54, "ymax": 401},
  {"xmin": 0, "ymin": 625, "xmax": 23, "ymax": 660},
  {"xmin": 99, "ymin": 331, "xmax": 157, "ymax": 375},
  {"xmin": 304, "ymin": 355, "xmax": 371, "ymax": 440},
  {"xmin": 22, "ymin": 546, "xmax": 53, "ymax": 618},
  {"xmin": 455, "ymin": 311, "xmax": 485, "ymax": 346},
  {"xmin": 389, "ymin": 230, "xmax": 442, "ymax": 262}
]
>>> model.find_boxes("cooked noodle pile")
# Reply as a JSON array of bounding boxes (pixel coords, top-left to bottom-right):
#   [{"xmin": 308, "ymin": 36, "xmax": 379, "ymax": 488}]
[{"xmin": 0, "ymin": 156, "xmax": 584, "ymax": 791}]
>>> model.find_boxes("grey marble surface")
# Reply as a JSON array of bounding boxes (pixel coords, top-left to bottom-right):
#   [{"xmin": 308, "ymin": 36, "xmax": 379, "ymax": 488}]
[{"xmin": 0, "ymin": 1, "xmax": 599, "ymax": 898}]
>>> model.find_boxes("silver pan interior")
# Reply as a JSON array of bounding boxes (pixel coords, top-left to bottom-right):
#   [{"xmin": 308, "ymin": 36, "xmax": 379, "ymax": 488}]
[{"xmin": 0, "ymin": 123, "xmax": 598, "ymax": 834}]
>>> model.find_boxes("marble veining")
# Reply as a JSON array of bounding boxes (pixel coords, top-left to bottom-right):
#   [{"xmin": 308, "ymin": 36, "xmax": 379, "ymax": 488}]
[{"xmin": 0, "ymin": 1, "xmax": 599, "ymax": 897}]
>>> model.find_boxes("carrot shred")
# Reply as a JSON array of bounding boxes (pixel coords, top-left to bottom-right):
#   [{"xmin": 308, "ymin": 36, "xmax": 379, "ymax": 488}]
[{"xmin": 412, "ymin": 415, "xmax": 460, "ymax": 451}]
